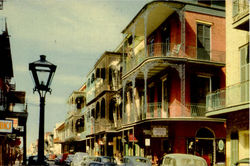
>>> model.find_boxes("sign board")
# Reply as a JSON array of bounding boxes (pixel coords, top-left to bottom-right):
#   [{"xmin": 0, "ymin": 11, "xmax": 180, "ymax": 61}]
[
  {"xmin": 0, "ymin": 120, "xmax": 13, "ymax": 133},
  {"xmin": 6, "ymin": 118, "xmax": 18, "ymax": 129},
  {"xmin": 145, "ymin": 138, "xmax": 150, "ymax": 146},
  {"xmin": 152, "ymin": 127, "xmax": 168, "ymax": 137}
]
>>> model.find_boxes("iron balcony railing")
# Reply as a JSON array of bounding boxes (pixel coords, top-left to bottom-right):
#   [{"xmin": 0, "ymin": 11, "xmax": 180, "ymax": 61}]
[
  {"xmin": 232, "ymin": 0, "xmax": 249, "ymax": 23},
  {"xmin": 122, "ymin": 102, "xmax": 206, "ymax": 125},
  {"xmin": 206, "ymin": 80, "xmax": 250, "ymax": 112},
  {"xmin": 93, "ymin": 118, "xmax": 114, "ymax": 133},
  {"xmin": 124, "ymin": 43, "xmax": 225, "ymax": 74}
]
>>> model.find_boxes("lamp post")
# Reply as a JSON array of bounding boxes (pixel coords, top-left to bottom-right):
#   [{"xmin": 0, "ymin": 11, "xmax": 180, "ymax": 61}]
[{"xmin": 29, "ymin": 55, "xmax": 56, "ymax": 164}]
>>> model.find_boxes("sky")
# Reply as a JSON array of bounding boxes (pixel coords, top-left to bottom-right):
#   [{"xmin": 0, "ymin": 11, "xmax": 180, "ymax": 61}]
[{"xmin": 0, "ymin": 0, "xmax": 151, "ymax": 149}]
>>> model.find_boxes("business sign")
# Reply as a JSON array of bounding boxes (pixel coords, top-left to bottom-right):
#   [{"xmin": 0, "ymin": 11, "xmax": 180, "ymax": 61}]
[
  {"xmin": 0, "ymin": 120, "xmax": 13, "ymax": 133},
  {"xmin": 145, "ymin": 138, "xmax": 150, "ymax": 146},
  {"xmin": 152, "ymin": 126, "xmax": 168, "ymax": 137}
]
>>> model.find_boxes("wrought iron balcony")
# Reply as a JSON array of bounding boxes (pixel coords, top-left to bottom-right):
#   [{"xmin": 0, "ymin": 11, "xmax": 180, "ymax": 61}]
[
  {"xmin": 206, "ymin": 80, "xmax": 249, "ymax": 114},
  {"xmin": 122, "ymin": 102, "xmax": 207, "ymax": 125},
  {"xmin": 232, "ymin": 0, "xmax": 249, "ymax": 30},
  {"xmin": 124, "ymin": 43, "xmax": 225, "ymax": 74},
  {"xmin": 93, "ymin": 118, "xmax": 114, "ymax": 133}
]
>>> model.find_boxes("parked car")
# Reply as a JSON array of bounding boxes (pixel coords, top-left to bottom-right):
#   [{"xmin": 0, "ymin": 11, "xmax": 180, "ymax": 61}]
[
  {"xmin": 81, "ymin": 156, "xmax": 99, "ymax": 166},
  {"xmin": 234, "ymin": 158, "xmax": 250, "ymax": 166},
  {"xmin": 48, "ymin": 154, "xmax": 57, "ymax": 161},
  {"xmin": 160, "ymin": 153, "xmax": 207, "ymax": 166},
  {"xmin": 121, "ymin": 156, "xmax": 151, "ymax": 166},
  {"xmin": 94, "ymin": 156, "xmax": 117, "ymax": 166},
  {"xmin": 71, "ymin": 152, "xmax": 89, "ymax": 166},
  {"xmin": 81, "ymin": 156, "xmax": 117, "ymax": 166},
  {"xmin": 28, "ymin": 155, "xmax": 49, "ymax": 166},
  {"xmin": 65, "ymin": 154, "xmax": 75, "ymax": 166},
  {"xmin": 55, "ymin": 154, "xmax": 63, "ymax": 165}
]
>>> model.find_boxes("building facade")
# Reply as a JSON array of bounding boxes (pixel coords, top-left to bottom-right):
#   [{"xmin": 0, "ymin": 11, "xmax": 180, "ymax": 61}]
[
  {"xmin": 56, "ymin": 1, "xmax": 231, "ymax": 166},
  {"xmin": 0, "ymin": 20, "xmax": 28, "ymax": 165},
  {"xmin": 113, "ymin": 1, "xmax": 227, "ymax": 165},
  {"xmin": 85, "ymin": 51, "xmax": 123, "ymax": 156},
  {"xmin": 206, "ymin": 0, "xmax": 249, "ymax": 166}
]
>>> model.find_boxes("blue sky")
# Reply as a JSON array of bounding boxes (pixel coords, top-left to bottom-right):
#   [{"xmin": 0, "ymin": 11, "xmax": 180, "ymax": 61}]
[{"xmin": 0, "ymin": 0, "xmax": 150, "ymax": 149}]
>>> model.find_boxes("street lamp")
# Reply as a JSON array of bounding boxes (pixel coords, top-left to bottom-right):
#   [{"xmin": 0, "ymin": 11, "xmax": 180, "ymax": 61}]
[{"xmin": 29, "ymin": 55, "xmax": 56, "ymax": 164}]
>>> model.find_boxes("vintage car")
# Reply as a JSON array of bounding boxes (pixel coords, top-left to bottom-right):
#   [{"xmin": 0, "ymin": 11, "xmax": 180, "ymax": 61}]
[
  {"xmin": 71, "ymin": 152, "xmax": 89, "ymax": 166},
  {"xmin": 234, "ymin": 158, "xmax": 250, "ymax": 166},
  {"xmin": 160, "ymin": 153, "xmax": 208, "ymax": 166},
  {"xmin": 121, "ymin": 156, "xmax": 152, "ymax": 166},
  {"xmin": 81, "ymin": 156, "xmax": 117, "ymax": 166}
]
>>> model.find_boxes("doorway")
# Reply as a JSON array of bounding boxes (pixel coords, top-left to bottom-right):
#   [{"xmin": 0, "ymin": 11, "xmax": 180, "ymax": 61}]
[{"xmin": 195, "ymin": 128, "xmax": 215, "ymax": 166}]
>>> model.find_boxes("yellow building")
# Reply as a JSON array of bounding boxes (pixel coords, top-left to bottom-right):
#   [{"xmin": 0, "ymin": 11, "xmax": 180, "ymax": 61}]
[{"xmin": 206, "ymin": 0, "xmax": 249, "ymax": 166}]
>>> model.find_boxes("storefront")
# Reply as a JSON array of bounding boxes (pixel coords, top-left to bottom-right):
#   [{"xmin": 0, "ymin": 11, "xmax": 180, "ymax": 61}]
[{"xmin": 122, "ymin": 119, "xmax": 226, "ymax": 166}]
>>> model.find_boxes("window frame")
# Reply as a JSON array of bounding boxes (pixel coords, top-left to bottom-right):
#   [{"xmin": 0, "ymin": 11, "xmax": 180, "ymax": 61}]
[{"xmin": 196, "ymin": 23, "xmax": 211, "ymax": 60}]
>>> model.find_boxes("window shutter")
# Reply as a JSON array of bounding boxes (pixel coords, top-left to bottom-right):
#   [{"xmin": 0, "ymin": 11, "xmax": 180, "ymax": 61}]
[
  {"xmin": 232, "ymin": 0, "xmax": 239, "ymax": 17},
  {"xmin": 231, "ymin": 132, "xmax": 239, "ymax": 165}
]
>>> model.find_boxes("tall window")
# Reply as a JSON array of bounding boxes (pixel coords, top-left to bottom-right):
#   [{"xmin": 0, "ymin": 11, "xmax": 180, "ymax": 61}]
[
  {"xmin": 101, "ymin": 98, "xmax": 105, "ymax": 118},
  {"xmin": 197, "ymin": 23, "xmax": 211, "ymax": 60},
  {"xmin": 240, "ymin": 44, "xmax": 249, "ymax": 101},
  {"xmin": 162, "ymin": 27, "xmax": 170, "ymax": 56},
  {"xmin": 149, "ymin": 39, "xmax": 154, "ymax": 57}
]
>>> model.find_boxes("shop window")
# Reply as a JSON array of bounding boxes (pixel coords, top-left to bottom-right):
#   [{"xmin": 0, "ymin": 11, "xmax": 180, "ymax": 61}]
[{"xmin": 197, "ymin": 23, "xmax": 210, "ymax": 60}]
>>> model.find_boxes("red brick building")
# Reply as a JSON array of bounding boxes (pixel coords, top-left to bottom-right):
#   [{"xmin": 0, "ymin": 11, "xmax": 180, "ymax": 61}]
[{"xmin": 112, "ymin": 1, "xmax": 227, "ymax": 165}]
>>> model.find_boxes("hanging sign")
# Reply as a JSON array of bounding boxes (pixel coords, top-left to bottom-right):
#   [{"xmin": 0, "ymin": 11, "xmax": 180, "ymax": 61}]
[{"xmin": 0, "ymin": 120, "xmax": 13, "ymax": 133}]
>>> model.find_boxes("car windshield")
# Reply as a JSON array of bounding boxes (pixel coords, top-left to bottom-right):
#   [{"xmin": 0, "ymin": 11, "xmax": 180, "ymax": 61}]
[
  {"xmin": 101, "ymin": 157, "xmax": 115, "ymax": 163},
  {"xmin": 135, "ymin": 158, "xmax": 148, "ymax": 163},
  {"xmin": 67, "ymin": 155, "xmax": 74, "ymax": 159},
  {"xmin": 163, "ymin": 156, "xmax": 207, "ymax": 166}
]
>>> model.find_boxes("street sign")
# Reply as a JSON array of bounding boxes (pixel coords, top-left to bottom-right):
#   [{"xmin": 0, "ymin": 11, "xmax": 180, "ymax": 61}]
[{"xmin": 0, "ymin": 120, "xmax": 13, "ymax": 133}]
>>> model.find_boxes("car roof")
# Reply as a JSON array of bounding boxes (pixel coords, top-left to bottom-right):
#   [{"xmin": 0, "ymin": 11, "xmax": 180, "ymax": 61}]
[
  {"xmin": 164, "ymin": 153, "xmax": 203, "ymax": 158},
  {"xmin": 124, "ymin": 156, "xmax": 149, "ymax": 159},
  {"xmin": 236, "ymin": 158, "xmax": 250, "ymax": 164}
]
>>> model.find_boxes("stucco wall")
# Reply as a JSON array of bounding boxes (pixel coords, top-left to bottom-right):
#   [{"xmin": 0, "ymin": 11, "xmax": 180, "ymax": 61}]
[{"xmin": 226, "ymin": 1, "xmax": 249, "ymax": 86}]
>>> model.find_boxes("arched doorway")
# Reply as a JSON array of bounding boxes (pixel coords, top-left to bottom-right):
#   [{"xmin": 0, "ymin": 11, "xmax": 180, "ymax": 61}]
[{"xmin": 195, "ymin": 127, "xmax": 215, "ymax": 166}]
